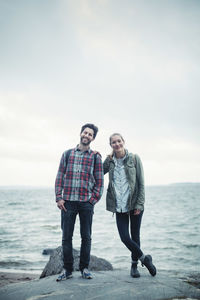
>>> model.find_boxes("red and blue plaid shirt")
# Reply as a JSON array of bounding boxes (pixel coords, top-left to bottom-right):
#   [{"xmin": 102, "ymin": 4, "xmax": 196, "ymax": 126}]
[{"xmin": 55, "ymin": 146, "xmax": 104, "ymax": 205}]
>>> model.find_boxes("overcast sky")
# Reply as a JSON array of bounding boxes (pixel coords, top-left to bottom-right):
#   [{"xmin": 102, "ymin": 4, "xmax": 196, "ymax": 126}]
[{"xmin": 0, "ymin": 0, "xmax": 199, "ymax": 186}]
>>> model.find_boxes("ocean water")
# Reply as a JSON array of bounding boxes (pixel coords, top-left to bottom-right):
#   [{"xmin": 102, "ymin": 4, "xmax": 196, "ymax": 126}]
[{"xmin": 0, "ymin": 184, "xmax": 199, "ymax": 275}]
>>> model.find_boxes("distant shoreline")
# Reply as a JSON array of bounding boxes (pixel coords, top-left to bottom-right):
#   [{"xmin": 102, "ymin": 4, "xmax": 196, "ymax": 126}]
[{"xmin": 169, "ymin": 182, "xmax": 200, "ymax": 185}]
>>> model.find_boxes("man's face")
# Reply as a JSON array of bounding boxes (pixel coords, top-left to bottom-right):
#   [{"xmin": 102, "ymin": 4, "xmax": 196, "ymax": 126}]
[{"xmin": 80, "ymin": 127, "xmax": 94, "ymax": 146}]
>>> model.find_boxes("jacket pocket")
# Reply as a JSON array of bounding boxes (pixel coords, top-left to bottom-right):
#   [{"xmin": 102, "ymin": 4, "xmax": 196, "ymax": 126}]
[{"xmin": 127, "ymin": 161, "xmax": 135, "ymax": 168}]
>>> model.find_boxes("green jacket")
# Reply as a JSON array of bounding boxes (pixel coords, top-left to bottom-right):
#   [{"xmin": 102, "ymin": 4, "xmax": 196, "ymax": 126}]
[{"xmin": 103, "ymin": 151, "xmax": 145, "ymax": 213}]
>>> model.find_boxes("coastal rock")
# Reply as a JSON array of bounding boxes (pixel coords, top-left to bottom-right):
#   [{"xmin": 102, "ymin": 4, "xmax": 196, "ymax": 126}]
[
  {"xmin": 42, "ymin": 248, "xmax": 54, "ymax": 255},
  {"xmin": 40, "ymin": 246, "xmax": 113, "ymax": 278},
  {"xmin": 2, "ymin": 270, "xmax": 200, "ymax": 300}
]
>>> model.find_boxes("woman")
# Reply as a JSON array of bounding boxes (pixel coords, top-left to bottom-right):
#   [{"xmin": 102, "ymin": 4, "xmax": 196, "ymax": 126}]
[{"xmin": 103, "ymin": 133, "xmax": 156, "ymax": 277}]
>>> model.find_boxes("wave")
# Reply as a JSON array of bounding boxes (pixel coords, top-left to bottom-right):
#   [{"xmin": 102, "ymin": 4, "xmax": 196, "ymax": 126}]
[
  {"xmin": 41, "ymin": 225, "xmax": 59, "ymax": 230},
  {"xmin": 184, "ymin": 244, "xmax": 200, "ymax": 249},
  {"xmin": 8, "ymin": 202, "xmax": 24, "ymax": 206},
  {"xmin": 0, "ymin": 260, "xmax": 32, "ymax": 267}
]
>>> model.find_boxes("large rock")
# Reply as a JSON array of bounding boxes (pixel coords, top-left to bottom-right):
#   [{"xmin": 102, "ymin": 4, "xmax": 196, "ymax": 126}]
[
  {"xmin": 2, "ymin": 270, "xmax": 200, "ymax": 300},
  {"xmin": 40, "ymin": 247, "xmax": 113, "ymax": 278}
]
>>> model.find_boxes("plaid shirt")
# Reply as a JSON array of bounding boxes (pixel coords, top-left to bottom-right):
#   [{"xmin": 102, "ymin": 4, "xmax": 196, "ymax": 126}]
[{"xmin": 55, "ymin": 146, "xmax": 104, "ymax": 205}]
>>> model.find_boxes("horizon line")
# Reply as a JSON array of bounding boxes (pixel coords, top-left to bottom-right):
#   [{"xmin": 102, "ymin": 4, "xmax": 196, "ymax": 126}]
[{"xmin": 0, "ymin": 182, "xmax": 199, "ymax": 189}]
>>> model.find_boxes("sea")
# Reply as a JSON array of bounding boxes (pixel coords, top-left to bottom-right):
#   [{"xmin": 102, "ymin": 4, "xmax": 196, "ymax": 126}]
[{"xmin": 0, "ymin": 184, "xmax": 199, "ymax": 275}]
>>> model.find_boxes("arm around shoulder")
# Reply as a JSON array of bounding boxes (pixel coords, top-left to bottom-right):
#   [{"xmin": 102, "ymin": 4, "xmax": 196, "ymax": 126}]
[
  {"xmin": 103, "ymin": 155, "xmax": 112, "ymax": 175},
  {"xmin": 89, "ymin": 153, "xmax": 104, "ymax": 205}
]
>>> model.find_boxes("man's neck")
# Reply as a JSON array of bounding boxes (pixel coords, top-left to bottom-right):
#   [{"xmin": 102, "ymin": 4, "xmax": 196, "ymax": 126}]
[{"xmin": 78, "ymin": 143, "xmax": 90, "ymax": 152}]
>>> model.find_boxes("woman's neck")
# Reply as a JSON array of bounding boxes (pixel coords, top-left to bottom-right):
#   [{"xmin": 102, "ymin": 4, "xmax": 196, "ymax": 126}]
[{"xmin": 115, "ymin": 149, "xmax": 126, "ymax": 159}]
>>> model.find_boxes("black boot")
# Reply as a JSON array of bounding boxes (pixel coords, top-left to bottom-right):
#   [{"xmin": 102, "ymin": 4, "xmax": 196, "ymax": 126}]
[
  {"xmin": 142, "ymin": 255, "xmax": 156, "ymax": 276},
  {"xmin": 130, "ymin": 263, "xmax": 140, "ymax": 278}
]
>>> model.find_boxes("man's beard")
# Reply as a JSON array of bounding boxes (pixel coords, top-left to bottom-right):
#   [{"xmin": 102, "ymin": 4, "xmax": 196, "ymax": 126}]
[{"xmin": 80, "ymin": 137, "xmax": 91, "ymax": 146}]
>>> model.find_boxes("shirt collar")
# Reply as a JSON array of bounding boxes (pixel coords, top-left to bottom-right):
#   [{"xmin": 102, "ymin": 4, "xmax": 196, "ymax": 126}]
[{"xmin": 75, "ymin": 145, "xmax": 91, "ymax": 154}]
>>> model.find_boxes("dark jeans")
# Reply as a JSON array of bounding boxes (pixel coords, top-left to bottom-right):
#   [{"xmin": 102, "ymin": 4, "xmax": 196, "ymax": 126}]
[
  {"xmin": 61, "ymin": 201, "xmax": 94, "ymax": 272},
  {"xmin": 116, "ymin": 210, "xmax": 144, "ymax": 262}
]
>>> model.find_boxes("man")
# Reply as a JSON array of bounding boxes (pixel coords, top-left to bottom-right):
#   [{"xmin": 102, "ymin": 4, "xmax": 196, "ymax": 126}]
[{"xmin": 55, "ymin": 123, "xmax": 104, "ymax": 281}]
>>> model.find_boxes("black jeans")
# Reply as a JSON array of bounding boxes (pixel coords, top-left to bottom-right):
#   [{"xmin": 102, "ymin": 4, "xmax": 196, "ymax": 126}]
[
  {"xmin": 61, "ymin": 201, "xmax": 94, "ymax": 272},
  {"xmin": 116, "ymin": 210, "xmax": 144, "ymax": 262}
]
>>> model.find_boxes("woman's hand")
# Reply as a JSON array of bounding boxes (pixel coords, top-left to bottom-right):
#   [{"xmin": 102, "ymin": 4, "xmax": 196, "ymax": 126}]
[{"xmin": 133, "ymin": 209, "xmax": 141, "ymax": 215}]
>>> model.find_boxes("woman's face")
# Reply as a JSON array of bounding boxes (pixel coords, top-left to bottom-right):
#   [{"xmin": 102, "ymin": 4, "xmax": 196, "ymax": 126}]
[{"xmin": 110, "ymin": 135, "xmax": 125, "ymax": 153}]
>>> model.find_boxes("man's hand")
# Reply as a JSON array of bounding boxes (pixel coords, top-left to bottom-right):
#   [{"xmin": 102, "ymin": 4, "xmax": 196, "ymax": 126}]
[
  {"xmin": 57, "ymin": 200, "xmax": 67, "ymax": 212},
  {"xmin": 133, "ymin": 209, "xmax": 141, "ymax": 215}
]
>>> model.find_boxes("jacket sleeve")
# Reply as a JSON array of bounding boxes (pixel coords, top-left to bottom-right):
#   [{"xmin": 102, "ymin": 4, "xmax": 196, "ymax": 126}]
[
  {"xmin": 89, "ymin": 154, "xmax": 104, "ymax": 205},
  {"xmin": 103, "ymin": 156, "xmax": 111, "ymax": 175},
  {"xmin": 55, "ymin": 152, "xmax": 67, "ymax": 202},
  {"xmin": 134, "ymin": 154, "xmax": 145, "ymax": 210}
]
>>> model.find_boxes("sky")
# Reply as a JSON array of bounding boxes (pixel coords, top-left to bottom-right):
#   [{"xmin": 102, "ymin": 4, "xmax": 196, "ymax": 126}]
[{"xmin": 0, "ymin": 0, "xmax": 200, "ymax": 186}]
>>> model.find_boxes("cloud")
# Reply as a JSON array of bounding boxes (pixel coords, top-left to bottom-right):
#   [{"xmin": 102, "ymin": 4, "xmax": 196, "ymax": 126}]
[{"xmin": 0, "ymin": 0, "xmax": 199, "ymax": 185}]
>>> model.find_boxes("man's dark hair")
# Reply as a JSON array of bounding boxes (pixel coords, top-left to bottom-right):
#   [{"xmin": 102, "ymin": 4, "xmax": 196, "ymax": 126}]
[{"xmin": 81, "ymin": 123, "xmax": 98, "ymax": 139}]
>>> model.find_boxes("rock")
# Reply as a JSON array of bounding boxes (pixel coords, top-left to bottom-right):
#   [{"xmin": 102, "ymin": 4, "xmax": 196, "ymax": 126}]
[
  {"xmin": 181, "ymin": 272, "xmax": 200, "ymax": 289},
  {"xmin": 2, "ymin": 270, "xmax": 200, "ymax": 300},
  {"xmin": 42, "ymin": 248, "xmax": 54, "ymax": 255},
  {"xmin": 40, "ymin": 246, "xmax": 113, "ymax": 278}
]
